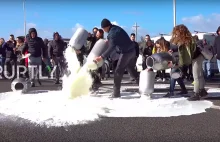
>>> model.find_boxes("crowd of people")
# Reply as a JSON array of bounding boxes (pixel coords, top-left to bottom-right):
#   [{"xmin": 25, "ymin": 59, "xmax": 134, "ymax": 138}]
[{"xmin": 1, "ymin": 18, "xmax": 220, "ymax": 101}]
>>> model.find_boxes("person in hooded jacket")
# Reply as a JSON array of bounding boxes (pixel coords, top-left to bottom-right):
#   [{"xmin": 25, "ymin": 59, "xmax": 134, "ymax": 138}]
[
  {"xmin": 213, "ymin": 26, "xmax": 220, "ymax": 72},
  {"xmin": 48, "ymin": 32, "xmax": 66, "ymax": 84},
  {"xmin": 22, "ymin": 28, "xmax": 47, "ymax": 87}
]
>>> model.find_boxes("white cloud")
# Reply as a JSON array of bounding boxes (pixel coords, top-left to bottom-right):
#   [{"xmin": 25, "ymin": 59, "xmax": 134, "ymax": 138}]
[
  {"xmin": 72, "ymin": 23, "xmax": 84, "ymax": 33},
  {"xmin": 26, "ymin": 22, "xmax": 37, "ymax": 29},
  {"xmin": 182, "ymin": 13, "xmax": 220, "ymax": 32}
]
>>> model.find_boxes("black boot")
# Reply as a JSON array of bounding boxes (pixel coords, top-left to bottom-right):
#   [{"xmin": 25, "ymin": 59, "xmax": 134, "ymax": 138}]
[
  {"xmin": 163, "ymin": 92, "xmax": 174, "ymax": 98},
  {"xmin": 109, "ymin": 90, "xmax": 121, "ymax": 98},
  {"xmin": 188, "ymin": 92, "xmax": 200, "ymax": 101}
]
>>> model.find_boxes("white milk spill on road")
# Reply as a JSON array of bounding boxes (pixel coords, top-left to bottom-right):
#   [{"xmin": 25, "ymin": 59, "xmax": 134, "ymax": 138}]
[
  {"xmin": 0, "ymin": 46, "xmax": 217, "ymax": 127},
  {"xmin": 0, "ymin": 90, "xmax": 215, "ymax": 127}
]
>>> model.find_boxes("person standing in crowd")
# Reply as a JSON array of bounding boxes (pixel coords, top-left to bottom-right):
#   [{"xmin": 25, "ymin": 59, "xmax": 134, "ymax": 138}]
[
  {"xmin": 141, "ymin": 39, "xmax": 153, "ymax": 70},
  {"xmin": 87, "ymin": 27, "xmax": 98, "ymax": 54},
  {"xmin": 130, "ymin": 33, "xmax": 139, "ymax": 81},
  {"xmin": 22, "ymin": 28, "xmax": 47, "ymax": 87},
  {"xmin": 48, "ymin": 32, "xmax": 66, "ymax": 84},
  {"xmin": 164, "ymin": 25, "xmax": 190, "ymax": 97},
  {"xmin": 165, "ymin": 24, "xmax": 207, "ymax": 100},
  {"xmin": 153, "ymin": 37, "xmax": 169, "ymax": 82},
  {"xmin": 9, "ymin": 34, "xmax": 17, "ymax": 48},
  {"xmin": 15, "ymin": 36, "xmax": 28, "ymax": 78},
  {"xmin": 202, "ymin": 38, "xmax": 213, "ymax": 80},
  {"xmin": 0, "ymin": 38, "xmax": 6, "ymax": 79},
  {"xmin": 213, "ymin": 26, "xmax": 220, "ymax": 73},
  {"xmin": 95, "ymin": 18, "xmax": 139, "ymax": 98},
  {"xmin": 2, "ymin": 39, "xmax": 17, "ymax": 80},
  {"xmin": 86, "ymin": 29, "xmax": 105, "ymax": 92}
]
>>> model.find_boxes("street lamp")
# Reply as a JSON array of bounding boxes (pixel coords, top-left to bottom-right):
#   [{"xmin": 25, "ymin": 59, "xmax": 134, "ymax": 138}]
[
  {"xmin": 23, "ymin": 0, "xmax": 26, "ymax": 36},
  {"xmin": 173, "ymin": 0, "xmax": 176, "ymax": 27}
]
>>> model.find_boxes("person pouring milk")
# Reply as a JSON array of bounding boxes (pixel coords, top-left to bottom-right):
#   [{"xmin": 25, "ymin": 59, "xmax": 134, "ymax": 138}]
[{"xmin": 94, "ymin": 18, "xmax": 139, "ymax": 98}]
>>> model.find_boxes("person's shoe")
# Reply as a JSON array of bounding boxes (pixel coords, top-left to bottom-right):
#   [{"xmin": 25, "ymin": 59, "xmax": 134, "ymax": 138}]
[
  {"xmin": 162, "ymin": 78, "xmax": 166, "ymax": 82},
  {"xmin": 38, "ymin": 79, "xmax": 42, "ymax": 85},
  {"xmin": 200, "ymin": 89, "xmax": 208, "ymax": 98},
  {"xmin": 31, "ymin": 82, "xmax": 35, "ymax": 87},
  {"xmin": 163, "ymin": 92, "xmax": 174, "ymax": 98},
  {"xmin": 109, "ymin": 90, "xmax": 121, "ymax": 98},
  {"xmin": 54, "ymin": 80, "xmax": 60, "ymax": 84},
  {"xmin": 188, "ymin": 93, "xmax": 200, "ymax": 101},
  {"xmin": 157, "ymin": 78, "xmax": 162, "ymax": 82},
  {"xmin": 177, "ymin": 90, "xmax": 188, "ymax": 95}
]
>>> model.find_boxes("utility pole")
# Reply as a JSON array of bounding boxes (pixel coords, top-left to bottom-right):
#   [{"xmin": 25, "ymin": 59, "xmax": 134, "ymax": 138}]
[
  {"xmin": 173, "ymin": 0, "xmax": 176, "ymax": 27},
  {"xmin": 133, "ymin": 22, "xmax": 139, "ymax": 41},
  {"xmin": 23, "ymin": 0, "xmax": 26, "ymax": 36}
]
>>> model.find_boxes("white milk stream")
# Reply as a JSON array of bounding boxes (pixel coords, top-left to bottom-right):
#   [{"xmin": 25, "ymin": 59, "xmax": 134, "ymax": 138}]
[{"xmin": 0, "ymin": 48, "xmax": 217, "ymax": 127}]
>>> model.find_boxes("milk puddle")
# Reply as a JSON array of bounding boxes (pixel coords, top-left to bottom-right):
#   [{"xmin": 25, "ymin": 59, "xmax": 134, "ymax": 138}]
[
  {"xmin": 0, "ymin": 90, "xmax": 214, "ymax": 127},
  {"xmin": 0, "ymin": 43, "xmax": 216, "ymax": 128}
]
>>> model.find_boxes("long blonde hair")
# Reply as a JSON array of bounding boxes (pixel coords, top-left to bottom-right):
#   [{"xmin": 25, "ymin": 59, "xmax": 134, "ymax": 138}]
[
  {"xmin": 155, "ymin": 37, "xmax": 169, "ymax": 52},
  {"xmin": 170, "ymin": 24, "xmax": 193, "ymax": 46}
]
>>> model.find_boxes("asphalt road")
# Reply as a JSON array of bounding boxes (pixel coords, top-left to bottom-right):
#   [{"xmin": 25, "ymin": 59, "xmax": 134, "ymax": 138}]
[{"xmin": 0, "ymin": 77, "xmax": 220, "ymax": 142}]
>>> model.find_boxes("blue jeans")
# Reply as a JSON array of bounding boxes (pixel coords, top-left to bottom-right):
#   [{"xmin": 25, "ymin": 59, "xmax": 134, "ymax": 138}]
[
  {"xmin": 202, "ymin": 60, "xmax": 211, "ymax": 78},
  {"xmin": 217, "ymin": 59, "xmax": 220, "ymax": 72},
  {"xmin": 170, "ymin": 77, "xmax": 186, "ymax": 93}
]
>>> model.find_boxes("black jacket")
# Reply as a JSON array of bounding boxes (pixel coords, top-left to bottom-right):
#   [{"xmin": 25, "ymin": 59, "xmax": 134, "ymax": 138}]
[
  {"xmin": 101, "ymin": 25, "xmax": 135, "ymax": 58},
  {"xmin": 22, "ymin": 28, "xmax": 46, "ymax": 58},
  {"xmin": 142, "ymin": 42, "xmax": 153, "ymax": 57},
  {"xmin": 87, "ymin": 34, "xmax": 97, "ymax": 54},
  {"xmin": 133, "ymin": 41, "xmax": 139, "ymax": 57},
  {"xmin": 213, "ymin": 26, "xmax": 220, "ymax": 59},
  {"xmin": 48, "ymin": 39, "xmax": 66, "ymax": 58},
  {"xmin": 2, "ymin": 41, "xmax": 17, "ymax": 59}
]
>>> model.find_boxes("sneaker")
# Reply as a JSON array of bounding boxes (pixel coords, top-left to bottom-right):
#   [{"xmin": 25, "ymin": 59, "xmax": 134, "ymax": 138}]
[
  {"xmin": 163, "ymin": 92, "xmax": 174, "ymax": 98},
  {"xmin": 177, "ymin": 90, "xmax": 188, "ymax": 95},
  {"xmin": 157, "ymin": 78, "xmax": 162, "ymax": 82},
  {"xmin": 162, "ymin": 78, "xmax": 166, "ymax": 82},
  {"xmin": 200, "ymin": 89, "xmax": 208, "ymax": 98},
  {"xmin": 188, "ymin": 93, "xmax": 200, "ymax": 101}
]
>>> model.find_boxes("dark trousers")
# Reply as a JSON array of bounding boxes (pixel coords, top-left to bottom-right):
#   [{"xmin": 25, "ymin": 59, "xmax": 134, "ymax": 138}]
[
  {"xmin": 17, "ymin": 60, "xmax": 28, "ymax": 78},
  {"xmin": 142, "ymin": 59, "xmax": 147, "ymax": 70},
  {"xmin": 53, "ymin": 56, "xmax": 65, "ymax": 81},
  {"xmin": 157, "ymin": 70, "xmax": 166, "ymax": 79},
  {"xmin": 170, "ymin": 77, "xmax": 187, "ymax": 93},
  {"xmin": 114, "ymin": 51, "xmax": 138, "ymax": 92},
  {"xmin": 112, "ymin": 60, "xmax": 118, "ymax": 74},
  {"xmin": 1, "ymin": 57, "xmax": 6, "ymax": 78},
  {"xmin": 5, "ymin": 58, "xmax": 17, "ymax": 79}
]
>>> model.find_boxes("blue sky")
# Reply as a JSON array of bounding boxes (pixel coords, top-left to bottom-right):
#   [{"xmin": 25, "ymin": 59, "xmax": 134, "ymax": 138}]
[{"xmin": 1, "ymin": 0, "xmax": 220, "ymax": 41}]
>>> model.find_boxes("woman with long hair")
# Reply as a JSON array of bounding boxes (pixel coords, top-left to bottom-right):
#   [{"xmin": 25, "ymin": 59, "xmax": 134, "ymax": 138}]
[
  {"xmin": 153, "ymin": 37, "xmax": 169, "ymax": 82},
  {"xmin": 165, "ymin": 24, "xmax": 207, "ymax": 100},
  {"xmin": 164, "ymin": 24, "xmax": 191, "ymax": 97}
]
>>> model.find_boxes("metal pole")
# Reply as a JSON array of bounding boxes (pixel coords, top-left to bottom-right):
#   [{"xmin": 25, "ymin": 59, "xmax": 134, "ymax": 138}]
[
  {"xmin": 132, "ymin": 22, "xmax": 139, "ymax": 41},
  {"xmin": 173, "ymin": 0, "xmax": 176, "ymax": 27},
  {"xmin": 23, "ymin": 0, "xmax": 26, "ymax": 36}
]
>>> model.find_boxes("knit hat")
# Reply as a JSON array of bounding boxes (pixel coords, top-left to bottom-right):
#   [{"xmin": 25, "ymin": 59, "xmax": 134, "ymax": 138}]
[{"xmin": 101, "ymin": 18, "xmax": 112, "ymax": 28}]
